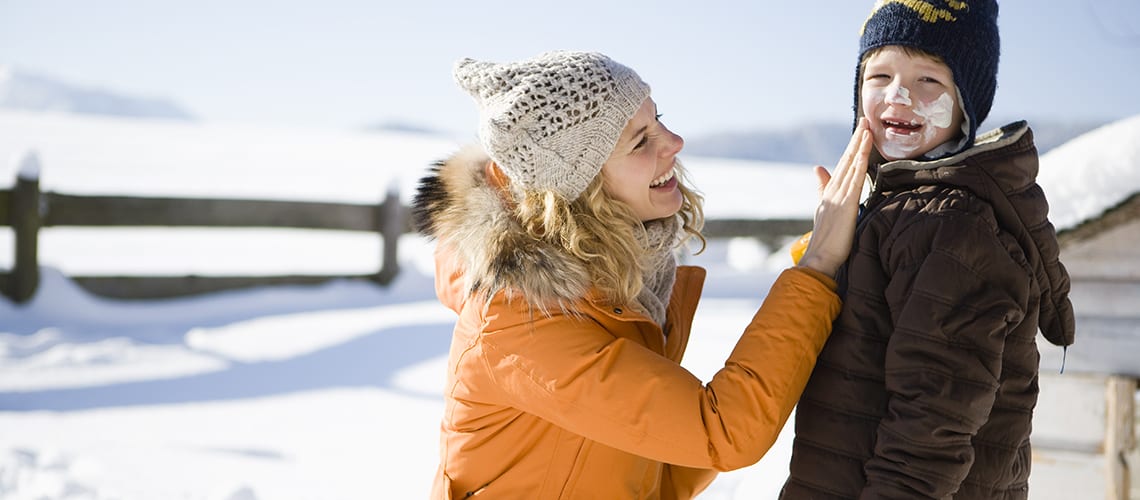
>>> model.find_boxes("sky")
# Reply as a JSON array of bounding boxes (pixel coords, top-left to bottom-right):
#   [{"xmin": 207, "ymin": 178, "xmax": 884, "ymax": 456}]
[
  {"xmin": 0, "ymin": 109, "xmax": 1137, "ymax": 498},
  {"xmin": 2, "ymin": 1, "xmax": 1139, "ymax": 138}
]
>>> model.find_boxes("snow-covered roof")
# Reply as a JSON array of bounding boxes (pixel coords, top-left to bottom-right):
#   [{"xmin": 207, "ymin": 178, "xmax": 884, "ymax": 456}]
[{"xmin": 1037, "ymin": 113, "xmax": 1140, "ymax": 231}]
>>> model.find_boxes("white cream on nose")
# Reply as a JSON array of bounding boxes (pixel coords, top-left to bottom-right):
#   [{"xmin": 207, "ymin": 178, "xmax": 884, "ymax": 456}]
[{"xmin": 885, "ymin": 83, "xmax": 912, "ymax": 106}]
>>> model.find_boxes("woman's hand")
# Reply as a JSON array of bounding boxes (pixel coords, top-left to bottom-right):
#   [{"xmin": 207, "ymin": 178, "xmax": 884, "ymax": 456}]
[{"xmin": 797, "ymin": 118, "xmax": 873, "ymax": 278}]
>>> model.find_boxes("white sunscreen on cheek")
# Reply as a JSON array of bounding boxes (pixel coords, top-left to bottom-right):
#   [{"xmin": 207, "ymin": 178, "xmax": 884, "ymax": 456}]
[
  {"xmin": 880, "ymin": 134, "xmax": 921, "ymax": 159},
  {"xmin": 913, "ymin": 91, "xmax": 954, "ymax": 149},
  {"xmin": 915, "ymin": 92, "xmax": 954, "ymax": 129}
]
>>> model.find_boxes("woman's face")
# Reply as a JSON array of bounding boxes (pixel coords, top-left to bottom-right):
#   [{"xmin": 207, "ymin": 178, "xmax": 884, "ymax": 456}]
[
  {"xmin": 601, "ymin": 98, "xmax": 685, "ymax": 222},
  {"xmin": 860, "ymin": 46, "xmax": 965, "ymax": 161}
]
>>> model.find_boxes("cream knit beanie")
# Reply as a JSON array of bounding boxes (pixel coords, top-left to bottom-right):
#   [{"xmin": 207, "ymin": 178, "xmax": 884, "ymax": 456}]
[{"xmin": 453, "ymin": 51, "xmax": 651, "ymax": 200}]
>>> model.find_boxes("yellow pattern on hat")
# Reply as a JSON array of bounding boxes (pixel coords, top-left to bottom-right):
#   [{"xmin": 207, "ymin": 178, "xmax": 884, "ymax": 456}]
[{"xmin": 861, "ymin": 0, "xmax": 968, "ymax": 34}]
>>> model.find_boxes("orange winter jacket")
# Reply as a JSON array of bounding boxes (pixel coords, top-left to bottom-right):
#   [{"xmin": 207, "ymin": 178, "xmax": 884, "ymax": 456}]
[
  {"xmin": 414, "ymin": 147, "xmax": 842, "ymax": 499},
  {"xmin": 431, "ymin": 261, "xmax": 839, "ymax": 499}
]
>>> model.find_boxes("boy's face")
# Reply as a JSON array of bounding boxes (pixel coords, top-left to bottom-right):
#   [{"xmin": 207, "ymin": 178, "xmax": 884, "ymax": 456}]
[{"xmin": 860, "ymin": 46, "xmax": 965, "ymax": 161}]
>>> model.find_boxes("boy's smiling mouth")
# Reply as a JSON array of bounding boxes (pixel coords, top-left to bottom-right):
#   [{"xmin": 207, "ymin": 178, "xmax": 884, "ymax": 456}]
[{"xmin": 883, "ymin": 118, "xmax": 921, "ymax": 135}]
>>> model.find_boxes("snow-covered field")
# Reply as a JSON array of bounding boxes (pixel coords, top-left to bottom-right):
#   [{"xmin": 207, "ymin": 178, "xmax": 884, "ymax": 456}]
[
  {"xmin": 0, "ymin": 110, "xmax": 822, "ymax": 499},
  {"xmin": 1, "ymin": 110, "xmax": 1137, "ymax": 499}
]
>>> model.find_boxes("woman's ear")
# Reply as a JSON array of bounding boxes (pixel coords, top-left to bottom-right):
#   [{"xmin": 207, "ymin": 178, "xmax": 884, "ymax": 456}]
[
  {"xmin": 484, "ymin": 161, "xmax": 510, "ymax": 191},
  {"xmin": 484, "ymin": 160, "xmax": 517, "ymax": 210}
]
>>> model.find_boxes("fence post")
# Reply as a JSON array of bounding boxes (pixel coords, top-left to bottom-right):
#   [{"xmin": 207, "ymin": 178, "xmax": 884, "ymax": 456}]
[
  {"xmin": 375, "ymin": 185, "xmax": 402, "ymax": 285},
  {"xmin": 10, "ymin": 152, "xmax": 43, "ymax": 303}
]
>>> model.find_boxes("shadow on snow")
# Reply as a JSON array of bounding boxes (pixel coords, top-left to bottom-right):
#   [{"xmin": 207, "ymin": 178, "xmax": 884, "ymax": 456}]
[{"xmin": 0, "ymin": 319, "xmax": 453, "ymax": 412}]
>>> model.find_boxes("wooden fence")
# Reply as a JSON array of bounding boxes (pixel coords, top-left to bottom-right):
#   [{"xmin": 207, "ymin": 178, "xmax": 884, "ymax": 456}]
[
  {"xmin": 0, "ymin": 170, "xmax": 406, "ymax": 302},
  {"xmin": 0, "ymin": 168, "xmax": 812, "ymax": 302}
]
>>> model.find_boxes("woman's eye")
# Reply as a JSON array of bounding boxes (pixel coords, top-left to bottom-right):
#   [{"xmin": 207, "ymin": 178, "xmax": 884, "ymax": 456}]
[
  {"xmin": 655, "ymin": 113, "xmax": 663, "ymax": 121},
  {"xmin": 633, "ymin": 136, "xmax": 648, "ymax": 150}
]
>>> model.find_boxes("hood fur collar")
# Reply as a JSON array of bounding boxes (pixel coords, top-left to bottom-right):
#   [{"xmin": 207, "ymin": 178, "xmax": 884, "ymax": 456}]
[{"xmin": 412, "ymin": 146, "xmax": 592, "ymax": 307}]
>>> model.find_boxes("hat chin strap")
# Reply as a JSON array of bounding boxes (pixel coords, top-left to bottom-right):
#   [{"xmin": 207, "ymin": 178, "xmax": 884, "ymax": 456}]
[{"xmin": 956, "ymin": 84, "xmax": 971, "ymax": 139}]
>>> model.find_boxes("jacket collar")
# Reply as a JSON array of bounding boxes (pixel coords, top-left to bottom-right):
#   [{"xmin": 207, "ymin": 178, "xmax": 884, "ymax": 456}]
[{"xmin": 870, "ymin": 121, "xmax": 1074, "ymax": 347}]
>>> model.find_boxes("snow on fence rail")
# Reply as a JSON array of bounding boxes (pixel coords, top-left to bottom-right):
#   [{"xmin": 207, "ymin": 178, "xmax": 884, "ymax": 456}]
[{"xmin": 0, "ymin": 162, "xmax": 812, "ymax": 302}]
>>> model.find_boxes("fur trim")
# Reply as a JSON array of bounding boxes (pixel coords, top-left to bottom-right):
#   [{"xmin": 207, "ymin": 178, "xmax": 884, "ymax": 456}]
[{"xmin": 412, "ymin": 146, "xmax": 591, "ymax": 307}]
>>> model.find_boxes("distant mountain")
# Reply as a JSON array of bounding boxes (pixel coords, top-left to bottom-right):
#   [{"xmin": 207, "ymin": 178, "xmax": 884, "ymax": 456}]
[
  {"xmin": 0, "ymin": 65, "xmax": 195, "ymax": 120},
  {"xmin": 686, "ymin": 119, "xmax": 1108, "ymax": 165},
  {"xmin": 685, "ymin": 123, "xmax": 852, "ymax": 165},
  {"xmin": 364, "ymin": 121, "xmax": 448, "ymax": 136}
]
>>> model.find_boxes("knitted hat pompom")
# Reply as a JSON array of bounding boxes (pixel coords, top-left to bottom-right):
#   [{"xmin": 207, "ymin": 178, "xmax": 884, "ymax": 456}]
[{"xmin": 454, "ymin": 51, "xmax": 651, "ymax": 200}]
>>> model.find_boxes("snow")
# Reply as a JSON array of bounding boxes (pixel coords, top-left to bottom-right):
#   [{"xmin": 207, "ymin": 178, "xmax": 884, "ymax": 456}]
[
  {"xmin": 1036, "ymin": 113, "xmax": 1140, "ymax": 230},
  {"xmin": 14, "ymin": 151, "xmax": 39, "ymax": 181},
  {"xmin": 1, "ymin": 110, "xmax": 1137, "ymax": 499}
]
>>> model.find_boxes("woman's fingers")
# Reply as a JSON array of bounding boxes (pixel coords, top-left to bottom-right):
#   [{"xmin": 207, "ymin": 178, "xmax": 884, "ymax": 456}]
[
  {"xmin": 847, "ymin": 127, "xmax": 872, "ymax": 198},
  {"xmin": 839, "ymin": 124, "xmax": 872, "ymax": 200},
  {"xmin": 831, "ymin": 118, "xmax": 864, "ymax": 183},
  {"xmin": 815, "ymin": 165, "xmax": 831, "ymax": 198},
  {"xmin": 822, "ymin": 118, "xmax": 869, "ymax": 200},
  {"xmin": 796, "ymin": 118, "xmax": 873, "ymax": 277}
]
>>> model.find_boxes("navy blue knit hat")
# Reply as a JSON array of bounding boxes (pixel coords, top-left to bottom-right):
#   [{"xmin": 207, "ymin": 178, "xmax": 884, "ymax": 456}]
[{"xmin": 856, "ymin": 0, "xmax": 1000, "ymax": 156}]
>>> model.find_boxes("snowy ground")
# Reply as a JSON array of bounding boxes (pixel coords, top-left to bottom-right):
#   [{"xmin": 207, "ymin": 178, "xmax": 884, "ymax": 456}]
[
  {"xmin": 0, "ymin": 110, "xmax": 820, "ymax": 499},
  {"xmin": 0, "ymin": 258, "xmax": 803, "ymax": 499},
  {"xmin": 1, "ymin": 111, "xmax": 1137, "ymax": 499}
]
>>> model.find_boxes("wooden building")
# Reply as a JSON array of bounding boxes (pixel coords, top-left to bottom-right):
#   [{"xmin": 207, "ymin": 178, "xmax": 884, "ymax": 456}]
[{"xmin": 1031, "ymin": 115, "xmax": 1139, "ymax": 499}]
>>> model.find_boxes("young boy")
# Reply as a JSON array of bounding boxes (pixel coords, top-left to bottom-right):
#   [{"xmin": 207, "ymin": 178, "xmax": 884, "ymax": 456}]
[{"xmin": 781, "ymin": 1, "xmax": 1076, "ymax": 499}]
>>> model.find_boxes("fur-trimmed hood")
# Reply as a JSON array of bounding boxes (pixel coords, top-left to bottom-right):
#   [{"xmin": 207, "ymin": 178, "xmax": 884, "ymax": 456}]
[{"xmin": 412, "ymin": 146, "xmax": 592, "ymax": 309}]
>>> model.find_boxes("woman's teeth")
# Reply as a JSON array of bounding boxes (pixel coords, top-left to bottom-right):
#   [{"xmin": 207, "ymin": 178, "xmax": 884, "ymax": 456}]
[{"xmin": 650, "ymin": 168, "xmax": 675, "ymax": 187}]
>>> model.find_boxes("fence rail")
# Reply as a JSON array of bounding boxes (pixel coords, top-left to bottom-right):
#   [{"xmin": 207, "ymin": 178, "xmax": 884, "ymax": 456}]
[
  {"xmin": 1, "ymin": 168, "xmax": 409, "ymax": 301},
  {"xmin": 1, "ymin": 170, "xmax": 811, "ymax": 302}
]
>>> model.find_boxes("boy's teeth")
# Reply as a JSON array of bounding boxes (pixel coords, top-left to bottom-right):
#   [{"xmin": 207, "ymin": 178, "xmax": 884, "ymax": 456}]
[
  {"xmin": 886, "ymin": 119, "xmax": 919, "ymax": 129},
  {"xmin": 651, "ymin": 169, "xmax": 675, "ymax": 187}
]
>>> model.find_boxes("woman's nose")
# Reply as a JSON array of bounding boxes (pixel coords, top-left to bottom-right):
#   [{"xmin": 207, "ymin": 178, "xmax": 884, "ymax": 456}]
[{"xmin": 661, "ymin": 125, "xmax": 684, "ymax": 156}]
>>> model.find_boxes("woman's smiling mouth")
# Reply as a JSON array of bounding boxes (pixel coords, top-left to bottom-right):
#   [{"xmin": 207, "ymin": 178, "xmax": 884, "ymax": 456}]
[{"xmin": 650, "ymin": 168, "xmax": 676, "ymax": 188}]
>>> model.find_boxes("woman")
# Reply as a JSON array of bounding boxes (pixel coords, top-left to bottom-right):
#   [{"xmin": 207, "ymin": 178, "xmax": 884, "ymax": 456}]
[{"xmin": 413, "ymin": 50, "xmax": 872, "ymax": 499}]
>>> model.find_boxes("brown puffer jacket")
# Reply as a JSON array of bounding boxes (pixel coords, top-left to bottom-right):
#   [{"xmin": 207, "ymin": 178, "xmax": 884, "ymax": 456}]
[
  {"xmin": 781, "ymin": 122, "xmax": 1076, "ymax": 500},
  {"xmin": 415, "ymin": 147, "xmax": 843, "ymax": 499}
]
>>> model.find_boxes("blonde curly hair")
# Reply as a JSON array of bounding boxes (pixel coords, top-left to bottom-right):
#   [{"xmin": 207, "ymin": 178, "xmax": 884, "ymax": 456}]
[{"xmin": 512, "ymin": 160, "xmax": 705, "ymax": 307}]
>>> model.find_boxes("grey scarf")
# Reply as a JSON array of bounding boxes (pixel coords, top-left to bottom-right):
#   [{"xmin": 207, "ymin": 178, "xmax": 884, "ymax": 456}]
[{"xmin": 637, "ymin": 217, "xmax": 680, "ymax": 328}]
